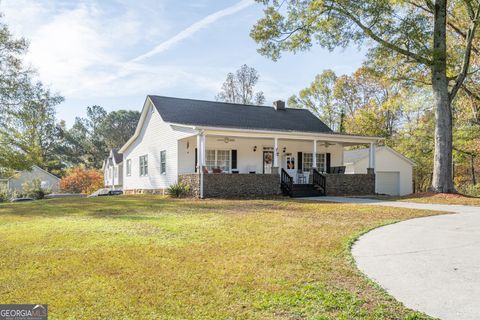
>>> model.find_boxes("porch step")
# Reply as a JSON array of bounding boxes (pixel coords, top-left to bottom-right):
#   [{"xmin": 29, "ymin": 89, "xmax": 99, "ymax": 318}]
[{"xmin": 291, "ymin": 184, "xmax": 324, "ymax": 198}]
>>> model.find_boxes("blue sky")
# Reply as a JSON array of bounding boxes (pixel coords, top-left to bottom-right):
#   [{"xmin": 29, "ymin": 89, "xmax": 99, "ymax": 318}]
[{"xmin": 2, "ymin": 0, "xmax": 366, "ymax": 126}]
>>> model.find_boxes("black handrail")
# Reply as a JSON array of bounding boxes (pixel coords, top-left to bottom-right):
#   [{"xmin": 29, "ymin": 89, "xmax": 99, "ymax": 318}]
[
  {"xmin": 280, "ymin": 168, "xmax": 293, "ymax": 197},
  {"xmin": 312, "ymin": 168, "xmax": 326, "ymax": 195}
]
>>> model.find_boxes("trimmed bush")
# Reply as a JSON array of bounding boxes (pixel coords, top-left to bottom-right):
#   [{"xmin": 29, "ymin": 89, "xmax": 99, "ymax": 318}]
[{"xmin": 167, "ymin": 183, "xmax": 191, "ymax": 198}]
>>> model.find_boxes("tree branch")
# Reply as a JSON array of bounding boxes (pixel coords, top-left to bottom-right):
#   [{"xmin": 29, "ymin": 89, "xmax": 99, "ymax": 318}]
[
  {"xmin": 326, "ymin": 3, "xmax": 432, "ymax": 66},
  {"xmin": 449, "ymin": 4, "xmax": 480, "ymax": 101}
]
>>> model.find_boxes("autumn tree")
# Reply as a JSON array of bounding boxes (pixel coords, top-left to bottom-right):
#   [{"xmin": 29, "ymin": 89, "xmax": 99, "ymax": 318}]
[
  {"xmin": 216, "ymin": 64, "xmax": 266, "ymax": 105},
  {"xmin": 288, "ymin": 70, "xmax": 342, "ymax": 131},
  {"xmin": 290, "ymin": 68, "xmax": 405, "ymax": 140},
  {"xmin": 60, "ymin": 167, "xmax": 104, "ymax": 194},
  {"xmin": 251, "ymin": 0, "xmax": 480, "ymax": 193}
]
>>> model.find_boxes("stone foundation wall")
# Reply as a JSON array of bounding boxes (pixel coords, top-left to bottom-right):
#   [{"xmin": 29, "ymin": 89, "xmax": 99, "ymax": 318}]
[
  {"xmin": 179, "ymin": 173, "xmax": 281, "ymax": 198},
  {"xmin": 178, "ymin": 174, "xmax": 201, "ymax": 198},
  {"xmin": 124, "ymin": 188, "xmax": 167, "ymax": 195},
  {"xmin": 325, "ymin": 174, "xmax": 375, "ymax": 196}
]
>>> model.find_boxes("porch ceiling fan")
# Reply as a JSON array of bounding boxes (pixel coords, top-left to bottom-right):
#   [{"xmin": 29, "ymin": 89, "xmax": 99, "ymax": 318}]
[{"xmin": 217, "ymin": 137, "xmax": 235, "ymax": 143}]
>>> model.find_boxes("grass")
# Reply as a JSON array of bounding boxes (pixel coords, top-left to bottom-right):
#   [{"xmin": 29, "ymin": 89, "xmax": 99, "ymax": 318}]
[
  {"xmin": 367, "ymin": 192, "xmax": 480, "ymax": 206},
  {"xmin": 0, "ymin": 196, "xmax": 440, "ymax": 319}
]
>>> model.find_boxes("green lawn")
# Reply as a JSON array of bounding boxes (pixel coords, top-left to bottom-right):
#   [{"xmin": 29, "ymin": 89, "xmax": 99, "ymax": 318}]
[{"xmin": 0, "ymin": 196, "xmax": 439, "ymax": 319}]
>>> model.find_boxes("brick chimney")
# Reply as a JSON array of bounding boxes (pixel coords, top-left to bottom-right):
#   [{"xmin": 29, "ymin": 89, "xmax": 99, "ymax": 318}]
[{"xmin": 273, "ymin": 100, "xmax": 285, "ymax": 111}]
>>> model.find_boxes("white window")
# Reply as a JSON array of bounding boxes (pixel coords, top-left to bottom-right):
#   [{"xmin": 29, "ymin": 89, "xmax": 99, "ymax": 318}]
[
  {"xmin": 160, "ymin": 150, "xmax": 166, "ymax": 174},
  {"xmin": 126, "ymin": 159, "xmax": 131, "ymax": 176},
  {"xmin": 139, "ymin": 155, "xmax": 148, "ymax": 176},
  {"xmin": 303, "ymin": 153, "xmax": 326, "ymax": 172},
  {"xmin": 205, "ymin": 150, "xmax": 216, "ymax": 171},
  {"xmin": 205, "ymin": 150, "xmax": 231, "ymax": 172},
  {"xmin": 216, "ymin": 150, "xmax": 230, "ymax": 172}
]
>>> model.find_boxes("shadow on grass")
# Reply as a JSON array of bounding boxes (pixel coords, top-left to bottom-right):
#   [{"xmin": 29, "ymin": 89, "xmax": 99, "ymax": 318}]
[{"xmin": 0, "ymin": 195, "xmax": 307, "ymax": 218}]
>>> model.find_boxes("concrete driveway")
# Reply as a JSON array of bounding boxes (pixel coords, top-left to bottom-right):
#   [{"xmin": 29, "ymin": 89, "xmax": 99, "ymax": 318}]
[{"xmin": 307, "ymin": 196, "xmax": 480, "ymax": 320}]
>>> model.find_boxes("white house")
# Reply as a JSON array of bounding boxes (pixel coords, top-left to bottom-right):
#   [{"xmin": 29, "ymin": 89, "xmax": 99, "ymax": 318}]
[
  {"xmin": 344, "ymin": 146, "xmax": 414, "ymax": 196},
  {"xmin": 102, "ymin": 149, "xmax": 123, "ymax": 190},
  {"xmin": 117, "ymin": 95, "xmax": 390, "ymax": 198},
  {"xmin": 0, "ymin": 165, "xmax": 60, "ymax": 193}
]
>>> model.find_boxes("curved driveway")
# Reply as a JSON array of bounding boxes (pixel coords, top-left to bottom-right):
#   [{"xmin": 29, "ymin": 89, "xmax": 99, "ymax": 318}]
[{"xmin": 309, "ymin": 196, "xmax": 480, "ymax": 320}]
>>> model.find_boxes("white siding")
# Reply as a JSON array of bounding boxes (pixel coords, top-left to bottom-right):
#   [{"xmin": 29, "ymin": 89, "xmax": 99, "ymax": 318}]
[
  {"xmin": 104, "ymin": 162, "xmax": 123, "ymax": 189},
  {"xmin": 347, "ymin": 148, "xmax": 413, "ymax": 196},
  {"xmin": 122, "ymin": 102, "xmax": 190, "ymax": 190}
]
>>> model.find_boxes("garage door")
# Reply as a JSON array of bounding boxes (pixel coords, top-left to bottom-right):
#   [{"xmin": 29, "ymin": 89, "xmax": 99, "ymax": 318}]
[{"xmin": 376, "ymin": 171, "xmax": 400, "ymax": 196}]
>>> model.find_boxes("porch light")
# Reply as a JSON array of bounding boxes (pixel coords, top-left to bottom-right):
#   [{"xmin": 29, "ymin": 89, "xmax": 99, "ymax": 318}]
[{"xmin": 282, "ymin": 147, "xmax": 286, "ymax": 154}]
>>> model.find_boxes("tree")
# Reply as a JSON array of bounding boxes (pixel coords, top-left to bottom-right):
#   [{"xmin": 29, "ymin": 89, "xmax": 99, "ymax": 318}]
[
  {"xmin": 0, "ymin": 17, "xmax": 35, "ymax": 171},
  {"xmin": 60, "ymin": 105, "xmax": 107, "ymax": 169},
  {"xmin": 9, "ymin": 82, "xmax": 64, "ymax": 173},
  {"xmin": 251, "ymin": 0, "xmax": 480, "ymax": 193},
  {"xmin": 59, "ymin": 107, "xmax": 140, "ymax": 169},
  {"xmin": 60, "ymin": 167, "xmax": 104, "ymax": 194},
  {"xmin": 290, "ymin": 68, "xmax": 405, "ymax": 140},
  {"xmin": 288, "ymin": 70, "xmax": 342, "ymax": 131},
  {"xmin": 98, "ymin": 110, "xmax": 140, "ymax": 149},
  {"xmin": 0, "ymin": 15, "xmax": 64, "ymax": 174},
  {"xmin": 216, "ymin": 64, "xmax": 266, "ymax": 105}
]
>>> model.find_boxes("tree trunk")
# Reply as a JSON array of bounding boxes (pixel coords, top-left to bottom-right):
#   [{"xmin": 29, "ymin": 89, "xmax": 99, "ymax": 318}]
[
  {"xmin": 431, "ymin": 0, "xmax": 455, "ymax": 193},
  {"xmin": 472, "ymin": 155, "xmax": 477, "ymax": 185}
]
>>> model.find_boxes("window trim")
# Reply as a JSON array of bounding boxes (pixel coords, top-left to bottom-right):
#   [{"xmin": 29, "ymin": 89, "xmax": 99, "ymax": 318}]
[
  {"xmin": 205, "ymin": 149, "xmax": 231, "ymax": 173},
  {"xmin": 139, "ymin": 155, "xmax": 148, "ymax": 176},
  {"xmin": 303, "ymin": 153, "xmax": 326, "ymax": 172},
  {"xmin": 160, "ymin": 150, "xmax": 167, "ymax": 175}
]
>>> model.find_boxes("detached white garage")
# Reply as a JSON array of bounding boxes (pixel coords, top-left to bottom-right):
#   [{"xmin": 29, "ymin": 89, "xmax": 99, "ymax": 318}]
[{"xmin": 344, "ymin": 146, "xmax": 414, "ymax": 196}]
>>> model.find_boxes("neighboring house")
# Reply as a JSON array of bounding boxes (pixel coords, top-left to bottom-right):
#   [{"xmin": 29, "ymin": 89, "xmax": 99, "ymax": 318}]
[
  {"xmin": 344, "ymin": 146, "xmax": 414, "ymax": 196},
  {"xmin": 102, "ymin": 149, "xmax": 123, "ymax": 190},
  {"xmin": 3, "ymin": 165, "xmax": 60, "ymax": 193},
  {"xmin": 118, "ymin": 95, "xmax": 387, "ymax": 198}
]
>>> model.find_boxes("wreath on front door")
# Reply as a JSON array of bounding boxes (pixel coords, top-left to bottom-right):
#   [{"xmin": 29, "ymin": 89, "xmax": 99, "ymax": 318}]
[{"xmin": 264, "ymin": 153, "xmax": 273, "ymax": 164}]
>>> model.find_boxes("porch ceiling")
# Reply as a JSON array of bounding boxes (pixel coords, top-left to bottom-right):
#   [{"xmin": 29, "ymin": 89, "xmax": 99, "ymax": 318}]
[{"xmin": 174, "ymin": 124, "xmax": 382, "ymax": 145}]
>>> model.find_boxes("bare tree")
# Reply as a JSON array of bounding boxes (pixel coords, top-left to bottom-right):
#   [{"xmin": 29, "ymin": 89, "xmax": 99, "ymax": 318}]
[{"xmin": 216, "ymin": 64, "xmax": 266, "ymax": 105}]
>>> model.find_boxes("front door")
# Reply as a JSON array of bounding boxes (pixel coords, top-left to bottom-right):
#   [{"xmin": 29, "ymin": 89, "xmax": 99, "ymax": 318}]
[
  {"xmin": 263, "ymin": 151, "xmax": 273, "ymax": 174},
  {"xmin": 285, "ymin": 154, "xmax": 296, "ymax": 182}
]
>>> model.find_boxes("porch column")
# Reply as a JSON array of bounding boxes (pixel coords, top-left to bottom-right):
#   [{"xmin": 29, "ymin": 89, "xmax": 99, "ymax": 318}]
[
  {"xmin": 368, "ymin": 142, "xmax": 376, "ymax": 174},
  {"xmin": 273, "ymin": 137, "xmax": 278, "ymax": 167},
  {"xmin": 312, "ymin": 140, "xmax": 317, "ymax": 169},
  {"xmin": 197, "ymin": 133, "xmax": 206, "ymax": 198}
]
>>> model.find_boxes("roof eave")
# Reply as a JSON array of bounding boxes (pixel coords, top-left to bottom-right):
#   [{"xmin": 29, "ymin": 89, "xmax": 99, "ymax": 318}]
[{"xmin": 184, "ymin": 124, "xmax": 384, "ymax": 142}]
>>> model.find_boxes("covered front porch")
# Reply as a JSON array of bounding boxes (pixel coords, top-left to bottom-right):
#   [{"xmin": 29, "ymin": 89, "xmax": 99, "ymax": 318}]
[{"xmin": 176, "ymin": 127, "xmax": 381, "ymax": 198}]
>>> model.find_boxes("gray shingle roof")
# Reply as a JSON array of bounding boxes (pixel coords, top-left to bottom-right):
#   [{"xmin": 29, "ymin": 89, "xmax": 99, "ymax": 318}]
[
  {"xmin": 148, "ymin": 95, "xmax": 333, "ymax": 133},
  {"xmin": 111, "ymin": 148, "xmax": 123, "ymax": 164}
]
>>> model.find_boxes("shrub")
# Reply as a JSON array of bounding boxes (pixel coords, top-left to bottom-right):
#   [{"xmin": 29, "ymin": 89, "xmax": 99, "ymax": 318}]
[
  {"xmin": 458, "ymin": 184, "xmax": 480, "ymax": 197},
  {"xmin": 21, "ymin": 179, "xmax": 50, "ymax": 200},
  {"xmin": 0, "ymin": 184, "xmax": 16, "ymax": 202},
  {"xmin": 60, "ymin": 168, "xmax": 104, "ymax": 194},
  {"xmin": 167, "ymin": 183, "xmax": 191, "ymax": 198}
]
